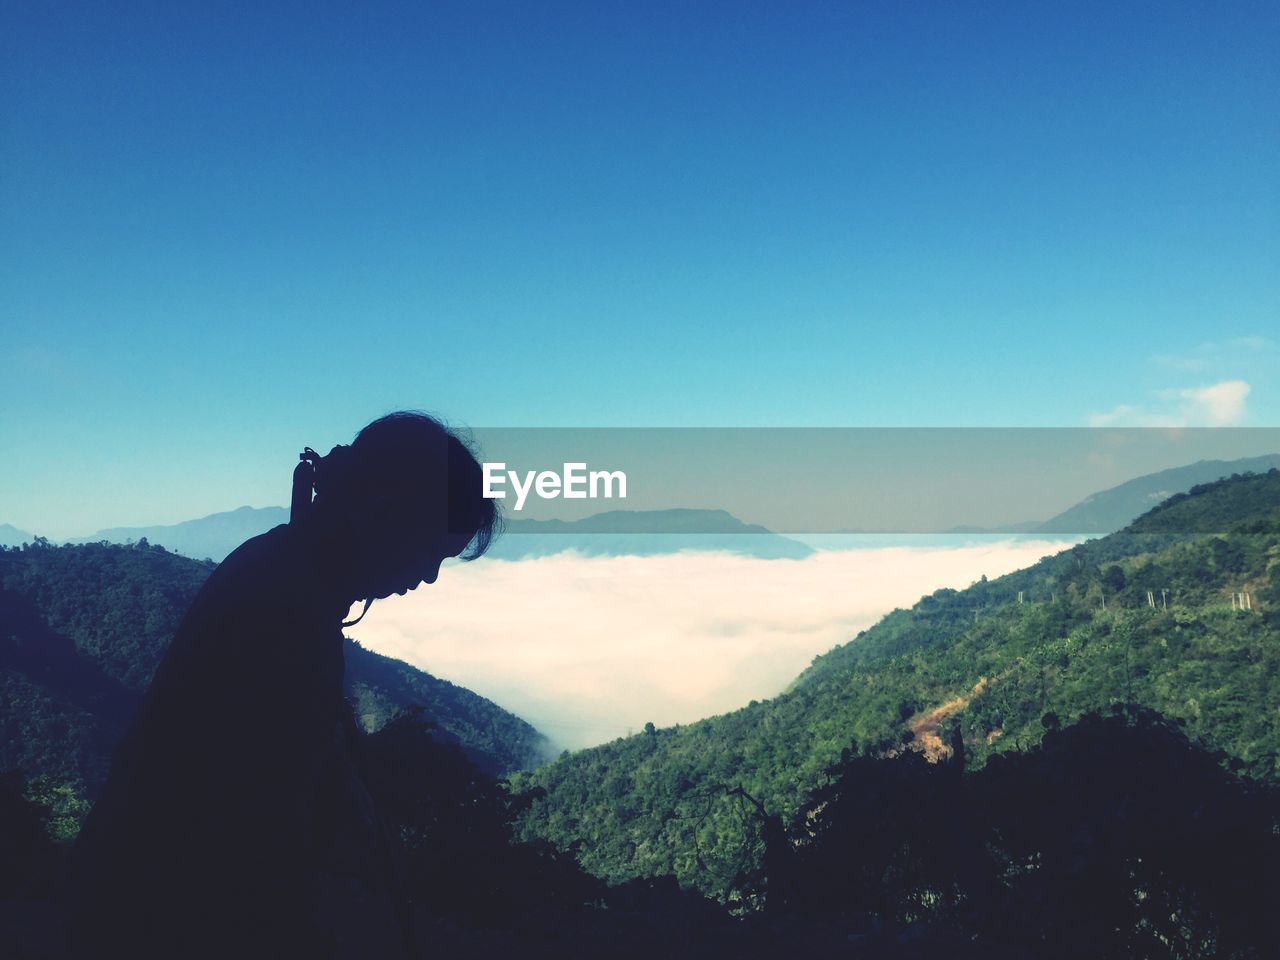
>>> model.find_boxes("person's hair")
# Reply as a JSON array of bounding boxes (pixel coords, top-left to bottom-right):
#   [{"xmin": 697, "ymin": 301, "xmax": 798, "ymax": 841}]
[{"xmin": 314, "ymin": 411, "xmax": 501, "ymax": 560}]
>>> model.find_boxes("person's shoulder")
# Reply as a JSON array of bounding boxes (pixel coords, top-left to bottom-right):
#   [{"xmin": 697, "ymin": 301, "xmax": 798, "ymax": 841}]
[
  {"xmin": 171, "ymin": 523, "xmax": 315, "ymax": 640},
  {"xmin": 221, "ymin": 523, "xmax": 294, "ymax": 567},
  {"xmin": 198, "ymin": 524, "xmax": 298, "ymax": 596}
]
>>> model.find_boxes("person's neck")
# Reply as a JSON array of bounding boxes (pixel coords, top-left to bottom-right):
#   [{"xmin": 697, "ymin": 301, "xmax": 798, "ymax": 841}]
[{"xmin": 289, "ymin": 515, "xmax": 366, "ymax": 622}]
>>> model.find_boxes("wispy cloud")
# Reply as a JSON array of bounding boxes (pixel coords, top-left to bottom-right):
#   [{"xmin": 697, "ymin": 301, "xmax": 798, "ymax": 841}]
[
  {"xmin": 1228, "ymin": 335, "xmax": 1275, "ymax": 351},
  {"xmin": 1088, "ymin": 379, "xmax": 1252, "ymax": 427},
  {"xmin": 1150, "ymin": 336, "xmax": 1275, "ymax": 374},
  {"xmin": 348, "ymin": 540, "xmax": 1078, "ymax": 750},
  {"xmin": 1150, "ymin": 354, "xmax": 1207, "ymax": 373},
  {"xmin": 1088, "ymin": 404, "xmax": 1154, "ymax": 428}
]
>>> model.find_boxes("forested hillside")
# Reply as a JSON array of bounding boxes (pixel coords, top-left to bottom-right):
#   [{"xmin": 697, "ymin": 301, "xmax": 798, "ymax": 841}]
[
  {"xmin": 0, "ymin": 539, "xmax": 548, "ymax": 819},
  {"xmin": 512, "ymin": 469, "xmax": 1280, "ymax": 897}
]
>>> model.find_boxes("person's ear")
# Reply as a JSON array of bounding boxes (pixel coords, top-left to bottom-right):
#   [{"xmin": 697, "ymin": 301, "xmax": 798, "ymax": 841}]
[{"xmin": 347, "ymin": 494, "xmax": 404, "ymax": 544}]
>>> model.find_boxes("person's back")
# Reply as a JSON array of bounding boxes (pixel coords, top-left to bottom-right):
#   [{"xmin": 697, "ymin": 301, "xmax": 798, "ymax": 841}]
[
  {"xmin": 73, "ymin": 524, "xmax": 395, "ymax": 957},
  {"xmin": 70, "ymin": 413, "xmax": 499, "ymax": 959}
]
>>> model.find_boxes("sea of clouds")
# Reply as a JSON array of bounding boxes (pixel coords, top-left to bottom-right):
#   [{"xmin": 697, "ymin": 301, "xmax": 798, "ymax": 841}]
[{"xmin": 347, "ymin": 538, "xmax": 1080, "ymax": 751}]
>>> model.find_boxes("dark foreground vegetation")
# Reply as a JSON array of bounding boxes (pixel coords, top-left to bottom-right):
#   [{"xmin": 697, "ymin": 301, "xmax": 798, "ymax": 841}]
[{"xmin": 3, "ymin": 706, "xmax": 1276, "ymax": 957}]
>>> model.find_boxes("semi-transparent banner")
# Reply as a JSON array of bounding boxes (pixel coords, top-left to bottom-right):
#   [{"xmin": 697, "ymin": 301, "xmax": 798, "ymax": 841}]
[{"xmin": 450, "ymin": 428, "xmax": 1279, "ymax": 537}]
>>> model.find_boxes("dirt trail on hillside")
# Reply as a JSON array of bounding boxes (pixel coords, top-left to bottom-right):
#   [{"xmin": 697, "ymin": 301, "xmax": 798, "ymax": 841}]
[{"xmin": 909, "ymin": 675, "xmax": 994, "ymax": 761}]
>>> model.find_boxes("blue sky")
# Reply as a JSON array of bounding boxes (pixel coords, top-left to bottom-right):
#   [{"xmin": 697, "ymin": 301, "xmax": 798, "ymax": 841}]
[{"xmin": 2, "ymin": 1, "xmax": 1278, "ymax": 537}]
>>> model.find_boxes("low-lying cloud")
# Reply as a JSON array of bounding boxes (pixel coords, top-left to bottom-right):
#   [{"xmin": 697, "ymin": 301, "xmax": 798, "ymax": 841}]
[{"xmin": 347, "ymin": 539, "xmax": 1079, "ymax": 751}]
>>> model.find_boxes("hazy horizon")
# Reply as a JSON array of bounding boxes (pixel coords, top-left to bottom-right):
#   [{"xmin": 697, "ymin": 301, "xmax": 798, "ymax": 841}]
[{"xmin": 9, "ymin": 430, "xmax": 1280, "ymax": 542}]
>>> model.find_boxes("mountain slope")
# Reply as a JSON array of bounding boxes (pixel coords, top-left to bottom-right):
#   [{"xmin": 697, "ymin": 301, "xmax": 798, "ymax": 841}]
[
  {"xmin": 345, "ymin": 641, "xmax": 551, "ymax": 774},
  {"xmin": 1036, "ymin": 453, "xmax": 1280, "ymax": 533},
  {"xmin": 0, "ymin": 524, "xmax": 34, "ymax": 548},
  {"xmin": 512, "ymin": 469, "xmax": 1280, "ymax": 897},
  {"xmin": 0, "ymin": 540, "xmax": 548, "ymax": 804}
]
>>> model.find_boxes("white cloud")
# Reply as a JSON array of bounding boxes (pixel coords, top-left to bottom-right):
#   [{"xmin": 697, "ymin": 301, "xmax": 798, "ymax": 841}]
[
  {"xmin": 1088, "ymin": 379, "xmax": 1251, "ymax": 427},
  {"xmin": 346, "ymin": 540, "xmax": 1078, "ymax": 751},
  {"xmin": 1170, "ymin": 380, "xmax": 1250, "ymax": 425}
]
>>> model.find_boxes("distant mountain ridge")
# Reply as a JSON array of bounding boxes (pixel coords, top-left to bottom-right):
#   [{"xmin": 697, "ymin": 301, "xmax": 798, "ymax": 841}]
[
  {"xmin": 492, "ymin": 508, "xmax": 813, "ymax": 559},
  {"xmin": 11, "ymin": 453, "xmax": 1277, "ymax": 562},
  {"xmin": 70, "ymin": 505, "xmax": 290, "ymax": 562},
  {"xmin": 63, "ymin": 506, "xmax": 813, "ymax": 562},
  {"xmin": 1034, "ymin": 453, "xmax": 1280, "ymax": 533},
  {"xmin": 0, "ymin": 524, "xmax": 34, "ymax": 548}
]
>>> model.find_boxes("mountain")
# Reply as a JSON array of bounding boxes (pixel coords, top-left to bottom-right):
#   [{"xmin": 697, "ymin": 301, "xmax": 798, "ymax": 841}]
[
  {"xmin": 0, "ymin": 524, "xmax": 34, "ymax": 548},
  {"xmin": 944, "ymin": 520, "xmax": 1044, "ymax": 534},
  {"xmin": 74, "ymin": 505, "xmax": 813, "ymax": 562},
  {"xmin": 71, "ymin": 505, "xmax": 289, "ymax": 561},
  {"xmin": 1035, "ymin": 453, "xmax": 1280, "ymax": 533},
  {"xmin": 510, "ymin": 468, "xmax": 1280, "ymax": 898},
  {"xmin": 0, "ymin": 540, "xmax": 549, "ymax": 813},
  {"xmin": 491, "ymin": 508, "xmax": 813, "ymax": 559}
]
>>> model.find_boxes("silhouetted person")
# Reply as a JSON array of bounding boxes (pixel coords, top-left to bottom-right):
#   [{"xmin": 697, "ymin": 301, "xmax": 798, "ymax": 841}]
[{"xmin": 71, "ymin": 412, "xmax": 499, "ymax": 959}]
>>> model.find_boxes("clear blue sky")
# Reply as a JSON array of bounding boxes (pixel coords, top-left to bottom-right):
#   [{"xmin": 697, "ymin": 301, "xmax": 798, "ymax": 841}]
[{"xmin": 2, "ymin": 1, "xmax": 1277, "ymax": 537}]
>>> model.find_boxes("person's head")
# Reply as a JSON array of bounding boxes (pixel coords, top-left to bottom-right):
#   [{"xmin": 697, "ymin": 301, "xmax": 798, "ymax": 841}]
[{"xmin": 307, "ymin": 411, "xmax": 500, "ymax": 603}]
